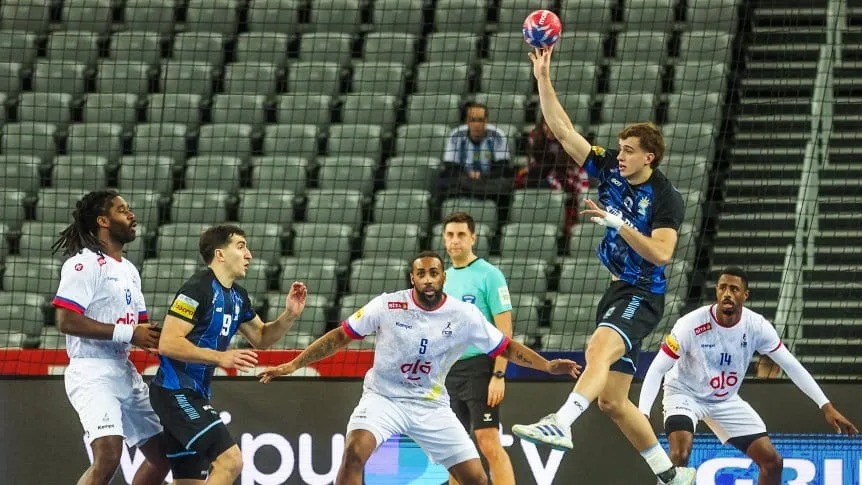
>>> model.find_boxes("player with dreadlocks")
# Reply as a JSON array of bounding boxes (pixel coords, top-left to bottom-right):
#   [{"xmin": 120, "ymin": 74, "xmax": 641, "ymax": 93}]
[{"xmin": 52, "ymin": 189, "xmax": 170, "ymax": 485}]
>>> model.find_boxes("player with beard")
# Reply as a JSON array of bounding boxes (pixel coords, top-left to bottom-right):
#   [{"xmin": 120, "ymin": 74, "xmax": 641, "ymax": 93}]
[
  {"xmin": 52, "ymin": 189, "xmax": 169, "ymax": 485},
  {"xmin": 258, "ymin": 251, "xmax": 582, "ymax": 485},
  {"xmin": 638, "ymin": 267, "xmax": 858, "ymax": 484}
]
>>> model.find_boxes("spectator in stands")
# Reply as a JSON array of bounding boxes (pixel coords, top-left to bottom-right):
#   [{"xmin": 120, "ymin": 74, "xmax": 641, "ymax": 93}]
[
  {"xmin": 441, "ymin": 102, "xmax": 514, "ymax": 201},
  {"xmin": 517, "ymin": 115, "xmax": 590, "ymax": 233}
]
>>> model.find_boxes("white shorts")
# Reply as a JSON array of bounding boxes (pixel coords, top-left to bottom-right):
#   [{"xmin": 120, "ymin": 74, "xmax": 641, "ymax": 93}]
[
  {"xmin": 346, "ymin": 392, "xmax": 479, "ymax": 469},
  {"xmin": 65, "ymin": 358, "xmax": 163, "ymax": 448},
  {"xmin": 662, "ymin": 393, "xmax": 766, "ymax": 444}
]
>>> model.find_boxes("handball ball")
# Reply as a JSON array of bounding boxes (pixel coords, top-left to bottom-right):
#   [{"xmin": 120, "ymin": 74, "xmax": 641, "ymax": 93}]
[{"xmin": 523, "ymin": 9, "xmax": 562, "ymax": 49}]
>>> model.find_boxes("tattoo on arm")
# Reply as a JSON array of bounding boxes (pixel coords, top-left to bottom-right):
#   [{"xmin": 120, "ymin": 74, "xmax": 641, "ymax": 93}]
[
  {"xmin": 513, "ymin": 350, "xmax": 534, "ymax": 366},
  {"xmin": 293, "ymin": 331, "xmax": 348, "ymax": 368}
]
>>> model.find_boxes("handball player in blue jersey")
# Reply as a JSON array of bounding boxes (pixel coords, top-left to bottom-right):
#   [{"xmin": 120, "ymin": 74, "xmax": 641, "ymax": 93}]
[
  {"xmin": 511, "ymin": 47, "xmax": 695, "ymax": 485},
  {"xmin": 149, "ymin": 224, "xmax": 307, "ymax": 485}
]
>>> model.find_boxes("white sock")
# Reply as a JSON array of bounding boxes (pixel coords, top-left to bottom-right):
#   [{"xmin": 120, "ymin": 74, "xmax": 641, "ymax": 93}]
[
  {"xmin": 640, "ymin": 443, "xmax": 675, "ymax": 481},
  {"xmin": 554, "ymin": 391, "xmax": 590, "ymax": 427}
]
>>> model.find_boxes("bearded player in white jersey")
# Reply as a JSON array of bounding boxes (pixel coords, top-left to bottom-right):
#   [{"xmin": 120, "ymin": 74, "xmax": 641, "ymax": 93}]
[
  {"xmin": 638, "ymin": 267, "xmax": 858, "ymax": 485},
  {"xmin": 259, "ymin": 251, "xmax": 581, "ymax": 485},
  {"xmin": 52, "ymin": 189, "xmax": 169, "ymax": 485}
]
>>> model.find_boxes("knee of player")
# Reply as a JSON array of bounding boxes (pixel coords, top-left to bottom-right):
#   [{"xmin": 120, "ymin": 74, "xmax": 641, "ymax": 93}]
[
  {"xmin": 92, "ymin": 449, "xmax": 123, "ymax": 472},
  {"xmin": 341, "ymin": 443, "xmax": 370, "ymax": 469},
  {"xmin": 596, "ymin": 396, "xmax": 625, "ymax": 416},
  {"xmin": 669, "ymin": 446, "xmax": 690, "ymax": 467},
  {"xmin": 757, "ymin": 449, "xmax": 783, "ymax": 474},
  {"xmin": 584, "ymin": 335, "xmax": 625, "ymax": 365},
  {"xmin": 474, "ymin": 432, "xmax": 504, "ymax": 459}
]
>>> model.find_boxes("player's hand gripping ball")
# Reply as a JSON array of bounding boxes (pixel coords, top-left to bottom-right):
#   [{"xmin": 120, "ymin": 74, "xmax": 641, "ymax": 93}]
[{"xmin": 523, "ymin": 9, "xmax": 562, "ymax": 48}]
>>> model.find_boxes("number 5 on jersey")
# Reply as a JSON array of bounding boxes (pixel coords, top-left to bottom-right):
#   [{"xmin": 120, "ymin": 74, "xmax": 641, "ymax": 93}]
[{"xmin": 419, "ymin": 338, "xmax": 428, "ymax": 354}]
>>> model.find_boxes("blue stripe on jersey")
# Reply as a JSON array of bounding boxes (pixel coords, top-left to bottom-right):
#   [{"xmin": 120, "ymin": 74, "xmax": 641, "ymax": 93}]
[{"xmin": 598, "ymin": 322, "xmax": 633, "ymax": 351}]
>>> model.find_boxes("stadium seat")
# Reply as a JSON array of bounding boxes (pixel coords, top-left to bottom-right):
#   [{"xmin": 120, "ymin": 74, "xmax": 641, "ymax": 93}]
[
  {"xmin": 247, "ymin": 0, "xmax": 300, "ymax": 35},
  {"xmin": 276, "ymin": 95, "xmax": 332, "ymax": 130},
  {"xmin": 687, "ymin": 0, "xmax": 740, "ymax": 33},
  {"xmin": 287, "ymin": 61, "xmax": 341, "ymax": 96},
  {"xmin": 211, "ymin": 94, "xmax": 267, "ymax": 126},
  {"xmin": 556, "ymin": 93, "xmax": 594, "ymax": 129},
  {"xmin": 0, "ymin": 292, "xmax": 46, "ymax": 348},
  {"xmin": 0, "ymin": 61, "xmax": 22, "ymax": 94},
  {"xmin": 415, "ymin": 62, "xmax": 470, "ymax": 95},
  {"xmin": 304, "ymin": 189, "xmax": 364, "ymax": 231},
  {"xmin": 141, "ymin": 258, "xmax": 201, "ymax": 293},
  {"xmin": 291, "ymin": 222, "xmax": 353, "ymax": 271},
  {"xmin": 471, "ymin": 93, "xmax": 527, "ymax": 127},
  {"xmin": 497, "ymin": 0, "xmax": 547, "ymax": 33},
  {"xmin": 47, "ymin": 31, "xmax": 100, "ymax": 65},
  {"xmin": 623, "ymin": 0, "xmax": 674, "ymax": 31},
  {"xmin": 435, "ymin": 0, "xmax": 486, "ymax": 34},
  {"xmin": 157, "ymin": 222, "xmax": 212, "ymax": 259},
  {"xmin": 223, "ymin": 61, "xmax": 280, "ymax": 95},
  {"xmin": 559, "ymin": 0, "xmax": 613, "ymax": 32},
  {"xmin": 83, "ymin": 93, "xmax": 139, "ymax": 129},
  {"xmin": 237, "ymin": 222, "xmax": 284, "ymax": 263},
  {"xmin": 405, "ymin": 95, "xmax": 460, "ymax": 125},
  {"xmin": 308, "ymin": 0, "xmax": 362, "ymax": 33},
  {"xmin": 237, "ymin": 189, "xmax": 296, "ymax": 225},
  {"xmin": 65, "ymin": 123, "xmax": 123, "ymax": 161},
  {"xmin": 673, "ymin": 62, "xmax": 728, "ymax": 95},
  {"xmin": 340, "ymin": 94, "xmax": 398, "ymax": 133},
  {"xmin": 2, "ymin": 256, "xmax": 61, "ymax": 294},
  {"xmin": 425, "ymin": 32, "xmax": 479, "ymax": 64},
  {"xmin": 61, "ymin": 0, "xmax": 112, "ymax": 33},
  {"xmin": 185, "ymin": 0, "xmax": 237, "ymax": 35},
  {"xmin": 384, "ymin": 156, "xmax": 441, "ymax": 193},
  {"xmin": 123, "ymin": 0, "xmax": 175, "ymax": 34},
  {"xmin": 133, "ymin": 123, "xmax": 188, "ymax": 162},
  {"xmin": 558, "ymin": 256, "xmax": 610, "ymax": 293},
  {"xmin": 116, "ymin": 156, "xmax": 174, "ymax": 195},
  {"xmin": 249, "ymin": 156, "xmax": 308, "ymax": 195},
  {"xmin": 0, "ymin": 30, "xmax": 37, "ymax": 65},
  {"xmin": 394, "ymin": 124, "xmax": 450, "ymax": 156},
  {"xmin": 372, "ymin": 189, "xmax": 431, "ymax": 230},
  {"xmin": 235, "ymin": 32, "xmax": 289, "ymax": 66},
  {"xmin": 0, "ymin": 190, "xmax": 27, "ymax": 228},
  {"xmin": 499, "ymin": 222, "xmax": 559, "ymax": 263},
  {"xmin": 663, "ymin": 123, "xmax": 716, "ymax": 157},
  {"xmin": 372, "ymin": 0, "xmax": 423, "ymax": 35},
  {"xmin": 96, "ymin": 60, "xmax": 152, "ymax": 94},
  {"xmin": 509, "ymin": 189, "xmax": 567, "ymax": 228},
  {"xmin": 679, "ymin": 31, "xmax": 733, "ymax": 64},
  {"xmin": 363, "ymin": 223, "xmax": 421, "ymax": 261},
  {"xmin": 51, "ymin": 155, "xmax": 109, "ymax": 189},
  {"xmin": 607, "ymin": 61, "xmax": 662, "ymax": 94},
  {"xmin": 17, "ymin": 92, "xmax": 73, "ymax": 126},
  {"xmin": 480, "ymin": 61, "xmax": 533, "ymax": 95},
  {"xmin": 147, "ymin": 94, "xmax": 202, "ymax": 128},
  {"xmin": 0, "ymin": 0, "xmax": 50, "ymax": 33},
  {"xmin": 145, "ymin": 292, "xmax": 179, "ymax": 325},
  {"xmin": 487, "ymin": 33, "xmax": 532, "ymax": 62},
  {"xmin": 184, "ymin": 155, "xmax": 242, "ymax": 191},
  {"xmin": 491, "ymin": 257, "xmax": 548, "ymax": 295},
  {"xmin": 263, "ymin": 124, "xmax": 319, "ymax": 160},
  {"xmin": 279, "ymin": 256, "xmax": 338, "ymax": 300},
  {"xmin": 349, "ymin": 257, "xmax": 409, "ymax": 294},
  {"xmin": 327, "ymin": 124, "xmax": 382, "ymax": 160},
  {"xmin": 160, "ymin": 60, "xmax": 214, "ymax": 96},
  {"xmin": 550, "ymin": 293, "xmax": 604, "ymax": 334},
  {"xmin": 613, "ymin": 31, "xmax": 668, "ymax": 63},
  {"xmin": 552, "ymin": 32, "xmax": 607, "ymax": 63},
  {"xmin": 170, "ymin": 189, "xmax": 229, "ymax": 223},
  {"xmin": 197, "ymin": 124, "xmax": 254, "ymax": 160},
  {"xmin": 172, "ymin": 32, "xmax": 224, "ymax": 65},
  {"xmin": 600, "ymin": 93, "xmax": 656, "ymax": 124},
  {"xmin": 667, "ymin": 92, "xmax": 723, "ymax": 125},
  {"xmin": 110, "ymin": 31, "xmax": 162, "ymax": 64},
  {"xmin": 363, "ymin": 33, "xmax": 416, "ymax": 65},
  {"xmin": 662, "ymin": 155, "xmax": 709, "ymax": 192},
  {"xmin": 299, "ymin": 32, "xmax": 353, "ymax": 65},
  {"xmin": 17, "ymin": 222, "xmax": 67, "ymax": 259},
  {"xmin": 317, "ymin": 156, "xmax": 377, "ymax": 199},
  {"xmin": 430, "ymin": 222, "xmax": 493, "ymax": 258},
  {"xmin": 121, "ymin": 188, "xmax": 162, "ymax": 227},
  {"xmin": 338, "ymin": 293, "xmax": 378, "ymax": 321},
  {"xmin": 553, "ymin": 61, "xmax": 598, "ymax": 96},
  {"xmin": 510, "ymin": 293, "xmax": 542, "ymax": 336},
  {"xmin": 0, "ymin": 155, "xmax": 41, "ymax": 193},
  {"xmin": 350, "ymin": 62, "xmax": 406, "ymax": 96},
  {"xmin": 266, "ymin": 294, "xmax": 328, "ymax": 335},
  {"xmin": 31, "ymin": 60, "xmax": 87, "ymax": 94},
  {"xmin": 440, "ymin": 198, "xmax": 498, "ymax": 234},
  {"xmin": 2, "ymin": 122, "xmax": 57, "ymax": 160},
  {"xmin": 568, "ymin": 221, "xmax": 605, "ymax": 259}
]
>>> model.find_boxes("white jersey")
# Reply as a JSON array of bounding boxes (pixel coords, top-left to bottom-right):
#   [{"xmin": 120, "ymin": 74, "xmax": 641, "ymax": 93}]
[
  {"xmin": 342, "ymin": 289, "xmax": 508, "ymax": 407},
  {"xmin": 52, "ymin": 248, "xmax": 148, "ymax": 359},
  {"xmin": 661, "ymin": 305, "xmax": 782, "ymax": 402}
]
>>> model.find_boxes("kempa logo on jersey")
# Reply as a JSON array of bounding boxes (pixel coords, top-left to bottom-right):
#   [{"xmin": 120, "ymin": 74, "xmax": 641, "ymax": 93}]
[{"xmin": 395, "ymin": 321, "xmax": 412, "ymax": 330}]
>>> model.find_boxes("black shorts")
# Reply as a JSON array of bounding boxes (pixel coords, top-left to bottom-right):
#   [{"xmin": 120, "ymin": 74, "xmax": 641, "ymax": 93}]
[
  {"xmin": 149, "ymin": 384, "xmax": 235, "ymax": 480},
  {"xmin": 445, "ymin": 355, "xmax": 500, "ymax": 431},
  {"xmin": 595, "ymin": 280, "xmax": 665, "ymax": 375}
]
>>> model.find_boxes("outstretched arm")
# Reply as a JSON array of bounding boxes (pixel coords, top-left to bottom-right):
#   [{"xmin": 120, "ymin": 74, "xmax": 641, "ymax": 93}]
[
  {"xmin": 238, "ymin": 282, "xmax": 308, "ymax": 349},
  {"xmin": 499, "ymin": 339, "xmax": 580, "ymax": 378},
  {"xmin": 529, "ymin": 46, "xmax": 592, "ymax": 165},
  {"xmin": 637, "ymin": 350, "xmax": 677, "ymax": 415},
  {"xmin": 258, "ymin": 327, "xmax": 354, "ymax": 382}
]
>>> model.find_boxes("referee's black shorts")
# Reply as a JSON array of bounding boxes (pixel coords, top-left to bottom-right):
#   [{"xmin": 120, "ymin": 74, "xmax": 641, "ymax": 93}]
[{"xmin": 445, "ymin": 355, "xmax": 501, "ymax": 431}]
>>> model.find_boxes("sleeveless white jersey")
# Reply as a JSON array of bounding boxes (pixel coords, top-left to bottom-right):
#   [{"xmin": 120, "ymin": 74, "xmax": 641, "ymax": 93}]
[
  {"xmin": 661, "ymin": 305, "xmax": 782, "ymax": 402},
  {"xmin": 52, "ymin": 249, "xmax": 148, "ymax": 359},
  {"xmin": 342, "ymin": 289, "xmax": 509, "ymax": 407}
]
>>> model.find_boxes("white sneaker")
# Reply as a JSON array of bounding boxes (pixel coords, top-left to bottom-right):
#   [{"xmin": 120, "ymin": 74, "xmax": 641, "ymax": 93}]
[
  {"xmin": 665, "ymin": 467, "xmax": 696, "ymax": 485},
  {"xmin": 511, "ymin": 414, "xmax": 573, "ymax": 451}
]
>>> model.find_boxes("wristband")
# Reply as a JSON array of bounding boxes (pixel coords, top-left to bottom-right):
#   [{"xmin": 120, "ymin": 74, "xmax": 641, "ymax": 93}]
[
  {"xmin": 591, "ymin": 212, "xmax": 624, "ymax": 230},
  {"xmin": 112, "ymin": 324, "xmax": 134, "ymax": 344}
]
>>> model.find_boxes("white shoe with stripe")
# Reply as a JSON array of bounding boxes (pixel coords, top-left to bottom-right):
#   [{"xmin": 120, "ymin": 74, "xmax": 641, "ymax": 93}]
[{"xmin": 511, "ymin": 413, "xmax": 573, "ymax": 451}]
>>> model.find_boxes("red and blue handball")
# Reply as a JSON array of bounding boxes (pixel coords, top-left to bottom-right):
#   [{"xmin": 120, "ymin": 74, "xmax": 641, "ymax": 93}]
[{"xmin": 522, "ymin": 9, "xmax": 562, "ymax": 49}]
